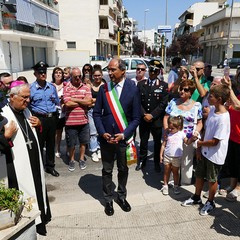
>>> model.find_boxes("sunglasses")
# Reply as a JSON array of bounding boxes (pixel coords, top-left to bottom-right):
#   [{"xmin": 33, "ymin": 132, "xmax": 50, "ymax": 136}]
[
  {"xmin": 149, "ymin": 67, "xmax": 159, "ymax": 73},
  {"xmin": 38, "ymin": 71, "xmax": 46, "ymax": 75},
  {"xmin": 137, "ymin": 68, "xmax": 146, "ymax": 71},
  {"xmin": 179, "ymin": 87, "xmax": 190, "ymax": 92},
  {"xmin": 73, "ymin": 75, "xmax": 81, "ymax": 79},
  {"xmin": 83, "ymin": 68, "xmax": 91, "ymax": 72},
  {"xmin": 196, "ymin": 68, "xmax": 203, "ymax": 71}
]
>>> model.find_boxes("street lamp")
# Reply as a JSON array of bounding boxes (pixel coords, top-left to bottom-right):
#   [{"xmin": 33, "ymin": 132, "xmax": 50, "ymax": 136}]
[
  {"xmin": 143, "ymin": 9, "xmax": 149, "ymax": 57},
  {"xmin": 164, "ymin": 0, "xmax": 168, "ymax": 69}
]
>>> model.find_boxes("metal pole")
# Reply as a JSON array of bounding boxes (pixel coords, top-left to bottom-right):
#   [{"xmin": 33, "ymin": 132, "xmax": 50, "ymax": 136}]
[
  {"xmin": 226, "ymin": 0, "xmax": 234, "ymax": 61},
  {"xmin": 117, "ymin": 30, "xmax": 120, "ymax": 57},
  {"xmin": 164, "ymin": 0, "xmax": 168, "ymax": 69},
  {"xmin": 143, "ymin": 9, "xmax": 149, "ymax": 57}
]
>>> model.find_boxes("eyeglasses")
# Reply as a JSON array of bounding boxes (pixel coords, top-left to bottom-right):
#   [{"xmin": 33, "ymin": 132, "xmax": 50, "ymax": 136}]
[
  {"xmin": 137, "ymin": 68, "xmax": 146, "ymax": 71},
  {"xmin": 73, "ymin": 75, "xmax": 81, "ymax": 79},
  {"xmin": 196, "ymin": 68, "xmax": 203, "ymax": 71},
  {"xmin": 179, "ymin": 87, "xmax": 190, "ymax": 92},
  {"xmin": 18, "ymin": 95, "xmax": 30, "ymax": 100}
]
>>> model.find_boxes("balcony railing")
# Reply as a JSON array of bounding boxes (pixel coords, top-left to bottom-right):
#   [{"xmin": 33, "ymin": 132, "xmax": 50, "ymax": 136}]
[{"xmin": 1, "ymin": 17, "xmax": 59, "ymax": 38}]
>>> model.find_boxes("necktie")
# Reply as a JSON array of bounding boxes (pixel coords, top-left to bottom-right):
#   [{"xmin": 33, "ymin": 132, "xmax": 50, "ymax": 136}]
[{"xmin": 115, "ymin": 84, "xmax": 119, "ymax": 98}]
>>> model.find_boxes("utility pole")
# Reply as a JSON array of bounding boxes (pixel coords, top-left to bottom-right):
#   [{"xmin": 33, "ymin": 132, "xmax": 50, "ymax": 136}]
[{"xmin": 226, "ymin": 0, "xmax": 234, "ymax": 61}]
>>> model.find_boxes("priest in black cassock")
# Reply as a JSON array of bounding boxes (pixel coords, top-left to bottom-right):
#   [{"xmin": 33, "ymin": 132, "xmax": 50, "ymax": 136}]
[{"xmin": 2, "ymin": 81, "xmax": 51, "ymax": 236}]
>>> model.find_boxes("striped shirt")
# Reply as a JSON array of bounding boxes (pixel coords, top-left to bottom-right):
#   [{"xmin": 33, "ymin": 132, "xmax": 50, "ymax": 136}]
[{"xmin": 63, "ymin": 82, "xmax": 92, "ymax": 126}]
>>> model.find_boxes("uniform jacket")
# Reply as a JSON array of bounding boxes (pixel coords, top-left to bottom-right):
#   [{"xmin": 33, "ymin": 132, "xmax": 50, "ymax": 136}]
[
  {"xmin": 93, "ymin": 79, "xmax": 141, "ymax": 143},
  {"xmin": 137, "ymin": 78, "xmax": 168, "ymax": 128}
]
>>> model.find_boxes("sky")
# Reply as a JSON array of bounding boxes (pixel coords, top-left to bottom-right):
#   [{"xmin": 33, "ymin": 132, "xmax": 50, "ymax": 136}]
[{"xmin": 123, "ymin": 0, "xmax": 234, "ymax": 42}]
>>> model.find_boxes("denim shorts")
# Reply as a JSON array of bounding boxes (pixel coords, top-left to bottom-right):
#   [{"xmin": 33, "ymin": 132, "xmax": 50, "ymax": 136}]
[
  {"xmin": 65, "ymin": 124, "xmax": 90, "ymax": 148},
  {"xmin": 195, "ymin": 155, "xmax": 222, "ymax": 182}
]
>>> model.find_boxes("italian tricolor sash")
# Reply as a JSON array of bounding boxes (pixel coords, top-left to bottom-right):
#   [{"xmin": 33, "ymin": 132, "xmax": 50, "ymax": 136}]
[{"xmin": 104, "ymin": 82, "xmax": 137, "ymax": 165}]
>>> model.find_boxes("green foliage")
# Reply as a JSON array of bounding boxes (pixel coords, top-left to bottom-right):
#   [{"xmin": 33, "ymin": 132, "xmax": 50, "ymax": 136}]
[{"xmin": 0, "ymin": 181, "xmax": 23, "ymax": 214}]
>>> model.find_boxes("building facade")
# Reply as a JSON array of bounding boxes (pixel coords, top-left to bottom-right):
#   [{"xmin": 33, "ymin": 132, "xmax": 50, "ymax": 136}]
[
  {"xmin": 56, "ymin": 0, "xmax": 132, "ymax": 67},
  {"xmin": 200, "ymin": 2, "xmax": 240, "ymax": 64},
  {"xmin": 0, "ymin": 0, "xmax": 59, "ymax": 72}
]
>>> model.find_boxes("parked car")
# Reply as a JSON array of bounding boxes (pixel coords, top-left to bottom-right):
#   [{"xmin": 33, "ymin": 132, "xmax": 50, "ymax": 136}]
[
  {"xmin": 102, "ymin": 57, "xmax": 149, "ymax": 82},
  {"xmin": 228, "ymin": 58, "xmax": 240, "ymax": 68}
]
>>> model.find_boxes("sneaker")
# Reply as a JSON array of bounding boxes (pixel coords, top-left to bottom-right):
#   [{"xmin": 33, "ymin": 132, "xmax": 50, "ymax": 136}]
[
  {"xmin": 97, "ymin": 149, "xmax": 101, "ymax": 160},
  {"xmin": 174, "ymin": 186, "xmax": 181, "ymax": 195},
  {"xmin": 68, "ymin": 160, "xmax": 75, "ymax": 172},
  {"xmin": 161, "ymin": 185, "xmax": 169, "ymax": 195},
  {"xmin": 199, "ymin": 200, "xmax": 215, "ymax": 216},
  {"xmin": 55, "ymin": 152, "xmax": 61, "ymax": 158},
  {"xmin": 181, "ymin": 196, "xmax": 202, "ymax": 207},
  {"xmin": 79, "ymin": 160, "xmax": 86, "ymax": 170},
  {"xmin": 91, "ymin": 152, "xmax": 99, "ymax": 162}
]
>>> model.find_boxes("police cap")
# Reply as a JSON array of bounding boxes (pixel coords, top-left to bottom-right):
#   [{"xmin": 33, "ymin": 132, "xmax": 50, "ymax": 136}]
[
  {"xmin": 148, "ymin": 59, "xmax": 164, "ymax": 71},
  {"xmin": 32, "ymin": 61, "xmax": 49, "ymax": 73}
]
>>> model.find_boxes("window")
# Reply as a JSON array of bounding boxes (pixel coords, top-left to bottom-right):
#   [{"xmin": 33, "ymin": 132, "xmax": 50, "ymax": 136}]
[{"xmin": 67, "ymin": 42, "xmax": 76, "ymax": 49}]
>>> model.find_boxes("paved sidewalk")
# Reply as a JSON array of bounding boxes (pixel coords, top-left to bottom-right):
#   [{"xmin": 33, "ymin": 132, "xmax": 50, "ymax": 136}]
[{"xmin": 38, "ymin": 140, "xmax": 240, "ymax": 240}]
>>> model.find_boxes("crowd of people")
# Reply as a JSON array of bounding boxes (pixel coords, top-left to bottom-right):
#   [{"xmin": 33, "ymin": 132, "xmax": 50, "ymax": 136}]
[{"xmin": 0, "ymin": 56, "xmax": 239, "ymax": 234}]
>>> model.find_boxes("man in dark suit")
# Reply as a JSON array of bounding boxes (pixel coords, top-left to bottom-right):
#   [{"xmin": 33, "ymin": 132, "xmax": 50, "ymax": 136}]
[
  {"xmin": 93, "ymin": 58, "xmax": 141, "ymax": 216},
  {"xmin": 136, "ymin": 60, "xmax": 168, "ymax": 172}
]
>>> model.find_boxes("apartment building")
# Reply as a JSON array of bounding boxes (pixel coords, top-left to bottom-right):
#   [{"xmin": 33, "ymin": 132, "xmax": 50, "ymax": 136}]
[
  {"xmin": 56, "ymin": 0, "xmax": 132, "ymax": 67},
  {"xmin": 0, "ymin": 0, "xmax": 59, "ymax": 72},
  {"xmin": 200, "ymin": 2, "xmax": 240, "ymax": 64},
  {"xmin": 173, "ymin": 0, "xmax": 225, "ymax": 39}
]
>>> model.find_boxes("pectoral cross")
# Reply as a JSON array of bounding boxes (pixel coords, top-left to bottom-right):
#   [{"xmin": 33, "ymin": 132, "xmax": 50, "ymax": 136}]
[{"xmin": 26, "ymin": 138, "xmax": 33, "ymax": 149}]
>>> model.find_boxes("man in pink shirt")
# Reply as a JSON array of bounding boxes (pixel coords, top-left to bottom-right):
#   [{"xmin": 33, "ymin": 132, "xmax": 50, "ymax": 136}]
[{"xmin": 63, "ymin": 67, "xmax": 92, "ymax": 171}]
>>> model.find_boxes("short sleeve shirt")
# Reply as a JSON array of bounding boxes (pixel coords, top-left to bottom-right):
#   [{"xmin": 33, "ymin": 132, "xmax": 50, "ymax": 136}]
[
  {"xmin": 63, "ymin": 82, "xmax": 92, "ymax": 126},
  {"xmin": 165, "ymin": 98, "xmax": 202, "ymax": 138},
  {"xmin": 201, "ymin": 108, "xmax": 230, "ymax": 165}
]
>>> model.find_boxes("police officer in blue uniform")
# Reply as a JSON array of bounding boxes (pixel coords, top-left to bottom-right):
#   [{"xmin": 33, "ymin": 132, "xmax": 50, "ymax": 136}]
[
  {"xmin": 30, "ymin": 61, "xmax": 60, "ymax": 177},
  {"xmin": 136, "ymin": 60, "xmax": 168, "ymax": 172}
]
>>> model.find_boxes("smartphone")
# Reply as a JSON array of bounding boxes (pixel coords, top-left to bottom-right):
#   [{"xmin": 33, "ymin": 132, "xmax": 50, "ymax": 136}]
[{"xmin": 223, "ymin": 66, "xmax": 230, "ymax": 77}]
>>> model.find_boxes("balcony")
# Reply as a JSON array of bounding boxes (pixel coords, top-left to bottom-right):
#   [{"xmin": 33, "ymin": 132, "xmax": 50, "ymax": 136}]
[
  {"xmin": 205, "ymin": 34, "xmax": 213, "ymax": 40},
  {"xmin": 99, "ymin": 5, "xmax": 109, "ymax": 16},
  {"xmin": 99, "ymin": 29, "xmax": 110, "ymax": 39},
  {"xmin": 1, "ymin": 17, "xmax": 59, "ymax": 38}
]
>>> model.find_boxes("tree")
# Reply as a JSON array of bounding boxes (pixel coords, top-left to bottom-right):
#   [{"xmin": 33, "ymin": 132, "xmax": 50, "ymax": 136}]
[
  {"xmin": 168, "ymin": 34, "xmax": 201, "ymax": 57},
  {"xmin": 132, "ymin": 36, "xmax": 144, "ymax": 56}
]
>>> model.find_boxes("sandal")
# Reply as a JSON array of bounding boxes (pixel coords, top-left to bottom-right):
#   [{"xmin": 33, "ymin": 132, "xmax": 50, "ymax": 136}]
[
  {"xmin": 219, "ymin": 186, "xmax": 233, "ymax": 195},
  {"xmin": 225, "ymin": 191, "xmax": 238, "ymax": 202}
]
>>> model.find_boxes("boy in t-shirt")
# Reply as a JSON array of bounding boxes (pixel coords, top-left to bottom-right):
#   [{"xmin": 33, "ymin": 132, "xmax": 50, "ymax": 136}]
[{"xmin": 181, "ymin": 84, "xmax": 230, "ymax": 215}]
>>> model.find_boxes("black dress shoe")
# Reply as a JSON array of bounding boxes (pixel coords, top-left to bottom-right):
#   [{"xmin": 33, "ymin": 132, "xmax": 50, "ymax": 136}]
[
  {"xmin": 115, "ymin": 198, "xmax": 131, "ymax": 212},
  {"xmin": 105, "ymin": 201, "xmax": 114, "ymax": 216},
  {"xmin": 45, "ymin": 168, "xmax": 60, "ymax": 177},
  {"xmin": 135, "ymin": 162, "xmax": 143, "ymax": 171}
]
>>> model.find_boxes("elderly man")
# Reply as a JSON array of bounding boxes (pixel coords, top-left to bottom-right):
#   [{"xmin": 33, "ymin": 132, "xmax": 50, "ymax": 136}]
[
  {"xmin": 93, "ymin": 58, "xmax": 141, "ymax": 216},
  {"xmin": 63, "ymin": 67, "xmax": 92, "ymax": 171},
  {"xmin": 189, "ymin": 61, "xmax": 211, "ymax": 103},
  {"xmin": 2, "ymin": 81, "xmax": 51, "ymax": 236},
  {"xmin": 136, "ymin": 59, "xmax": 168, "ymax": 172},
  {"xmin": 29, "ymin": 61, "xmax": 60, "ymax": 177}
]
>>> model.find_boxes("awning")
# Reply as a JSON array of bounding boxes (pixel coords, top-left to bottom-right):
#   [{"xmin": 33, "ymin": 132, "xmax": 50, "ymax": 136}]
[
  {"xmin": 47, "ymin": 11, "xmax": 59, "ymax": 30},
  {"xmin": 16, "ymin": 0, "xmax": 35, "ymax": 27},
  {"xmin": 32, "ymin": 3, "xmax": 47, "ymax": 26}
]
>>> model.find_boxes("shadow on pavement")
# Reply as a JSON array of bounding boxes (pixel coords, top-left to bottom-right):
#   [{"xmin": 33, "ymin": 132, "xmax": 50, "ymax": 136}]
[{"xmin": 210, "ymin": 197, "xmax": 240, "ymax": 237}]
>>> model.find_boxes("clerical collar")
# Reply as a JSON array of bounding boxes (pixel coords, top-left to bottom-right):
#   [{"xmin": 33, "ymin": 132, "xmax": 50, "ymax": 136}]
[{"xmin": 9, "ymin": 104, "xmax": 24, "ymax": 115}]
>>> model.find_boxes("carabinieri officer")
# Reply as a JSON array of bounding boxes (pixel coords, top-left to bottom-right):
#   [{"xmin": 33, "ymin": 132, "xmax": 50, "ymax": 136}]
[
  {"xmin": 136, "ymin": 60, "xmax": 169, "ymax": 172},
  {"xmin": 30, "ymin": 61, "xmax": 60, "ymax": 177}
]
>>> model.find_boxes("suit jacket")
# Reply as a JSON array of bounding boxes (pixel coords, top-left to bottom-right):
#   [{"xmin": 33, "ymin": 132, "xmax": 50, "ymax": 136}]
[
  {"xmin": 93, "ymin": 79, "xmax": 141, "ymax": 143},
  {"xmin": 137, "ymin": 78, "xmax": 168, "ymax": 128}
]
